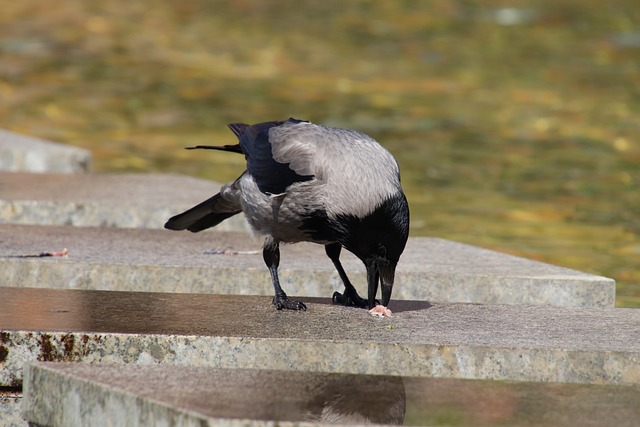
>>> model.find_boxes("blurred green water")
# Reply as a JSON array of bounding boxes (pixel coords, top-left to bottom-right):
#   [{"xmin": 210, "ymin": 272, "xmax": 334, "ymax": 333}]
[{"xmin": 1, "ymin": 0, "xmax": 638, "ymax": 305}]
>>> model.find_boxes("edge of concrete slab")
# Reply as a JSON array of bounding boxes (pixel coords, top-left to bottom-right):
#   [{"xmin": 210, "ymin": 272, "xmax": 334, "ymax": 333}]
[
  {"xmin": 0, "ymin": 225, "xmax": 616, "ymax": 308},
  {"xmin": 0, "ymin": 129, "xmax": 91, "ymax": 173},
  {"xmin": 24, "ymin": 363, "xmax": 374, "ymax": 427},
  {"xmin": 1, "ymin": 289, "xmax": 639, "ymax": 387},
  {"xmin": 22, "ymin": 363, "xmax": 640, "ymax": 427},
  {"xmin": 6, "ymin": 329, "xmax": 640, "ymax": 387},
  {"xmin": 6, "ymin": 329, "xmax": 637, "ymax": 386},
  {"xmin": 0, "ymin": 173, "xmax": 250, "ymax": 231},
  {"xmin": 23, "ymin": 363, "xmax": 215, "ymax": 427},
  {"xmin": 0, "ymin": 257, "xmax": 615, "ymax": 307},
  {"xmin": 0, "ymin": 199, "xmax": 250, "ymax": 231}
]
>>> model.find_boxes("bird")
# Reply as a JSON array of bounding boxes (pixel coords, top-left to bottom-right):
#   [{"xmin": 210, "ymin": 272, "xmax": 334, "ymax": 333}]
[{"xmin": 165, "ymin": 118, "xmax": 409, "ymax": 315}]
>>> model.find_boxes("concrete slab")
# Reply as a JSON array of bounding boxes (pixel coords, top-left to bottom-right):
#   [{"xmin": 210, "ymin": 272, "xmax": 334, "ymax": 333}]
[
  {"xmin": 0, "ymin": 172, "xmax": 249, "ymax": 231},
  {"xmin": 0, "ymin": 129, "xmax": 91, "ymax": 173},
  {"xmin": 2, "ymin": 288, "xmax": 639, "ymax": 389},
  {"xmin": 23, "ymin": 364, "xmax": 640, "ymax": 427},
  {"xmin": 0, "ymin": 224, "xmax": 615, "ymax": 308}
]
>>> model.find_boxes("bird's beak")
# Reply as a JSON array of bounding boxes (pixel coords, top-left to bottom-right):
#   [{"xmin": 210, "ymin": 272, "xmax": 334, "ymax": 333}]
[
  {"xmin": 378, "ymin": 262, "xmax": 396, "ymax": 307},
  {"xmin": 366, "ymin": 261, "xmax": 396, "ymax": 309}
]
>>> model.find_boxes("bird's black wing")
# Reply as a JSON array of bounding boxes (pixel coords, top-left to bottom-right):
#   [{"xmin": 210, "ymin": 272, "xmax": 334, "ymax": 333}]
[
  {"xmin": 237, "ymin": 119, "xmax": 314, "ymax": 195},
  {"xmin": 227, "ymin": 123, "xmax": 249, "ymax": 138},
  {"xmin": 164, "ymin": 191, "xmax": 242, "ymax": 232}
]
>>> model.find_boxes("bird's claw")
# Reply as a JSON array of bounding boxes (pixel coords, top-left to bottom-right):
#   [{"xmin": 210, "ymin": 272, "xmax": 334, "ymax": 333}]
[
  {"xmin": 273, "ymin": 296, "xmax": 307, "ymax": 311},
  {"xmin": 333, "ymin": 290, "xmax": 377, "ymax": 309}
]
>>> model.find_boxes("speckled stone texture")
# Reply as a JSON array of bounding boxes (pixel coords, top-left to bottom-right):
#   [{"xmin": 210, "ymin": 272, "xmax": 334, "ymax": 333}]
[
  {"xmin": 0, "ymin": 224, "xmax": 615, "ymax": 307},
  {"xmin": 0, "ymin": 129, "xmax": 91, "ymax": 173},
  {"xmin": 0, "ymin": 172, "xmax": 249, "ymax": 231},
  {"xmin": 0, "ymin": 390, "xmax": 23, "ymax": 427},
  {"xmin": 22, "ymin": 364, "xmax": 640, "ymax": 427},
  {"xmin": 2, "ymin": 288, "xmax": 639, "ymax": 389}
]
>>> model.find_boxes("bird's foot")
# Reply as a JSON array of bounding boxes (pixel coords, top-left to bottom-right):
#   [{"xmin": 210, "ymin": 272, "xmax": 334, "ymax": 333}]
[
  {"xmin": 332, "ymin": 289, "xmax": 377, "ymax": 309},
  {"xmin": 273, "ymin": 295, "xmax": 307, "ymax": 311}
]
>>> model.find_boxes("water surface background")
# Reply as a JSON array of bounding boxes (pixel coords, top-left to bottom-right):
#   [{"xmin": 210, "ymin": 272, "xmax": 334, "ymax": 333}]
[{"xmin": 2, "ymin": 1, "xmax": 638, "ymax": 306}]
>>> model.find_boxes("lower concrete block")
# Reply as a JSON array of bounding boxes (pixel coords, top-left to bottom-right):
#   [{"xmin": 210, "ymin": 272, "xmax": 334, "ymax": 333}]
[{"xmin": 23, "ymin": 364, "xmax": 640, "ymax": 427}]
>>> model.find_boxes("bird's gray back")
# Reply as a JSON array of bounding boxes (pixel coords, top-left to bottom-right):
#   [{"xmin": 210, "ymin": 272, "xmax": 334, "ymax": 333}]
[{"xmin": 268, "ymin": 121, "xmax": 402, "ymax": 219}]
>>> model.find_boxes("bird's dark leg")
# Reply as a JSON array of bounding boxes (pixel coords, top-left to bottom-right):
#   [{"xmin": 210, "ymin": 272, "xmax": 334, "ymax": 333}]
[
  {"xmin": 263, "ymin": 237, "xmax": 306, "ymax": 311},
  {"xmin": 325, "ymin": 243, "xmax": 369, "ymax": 308}
]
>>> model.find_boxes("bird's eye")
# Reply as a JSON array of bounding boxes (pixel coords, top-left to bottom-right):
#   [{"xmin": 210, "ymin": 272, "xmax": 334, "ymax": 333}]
[{"xmin": 378, "ymin": 245, "xmax": 387, "ymax": 257}]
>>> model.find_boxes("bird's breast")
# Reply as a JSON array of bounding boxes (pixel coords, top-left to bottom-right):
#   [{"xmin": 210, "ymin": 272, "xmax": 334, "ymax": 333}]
[{"xmin": 239, "ymin": 175, "xmax": 333, "ymax": 244}]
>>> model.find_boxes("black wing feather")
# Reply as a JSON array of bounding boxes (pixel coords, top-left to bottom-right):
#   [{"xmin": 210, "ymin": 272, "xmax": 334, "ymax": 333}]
[
  {"xmin": 237, "ymin": 120, "xmax": 314, "ymax": 195},
  {"xmin": 227, "ymin": 123, "xmax": 249, "ymax": 137},
  {"xmin": 185, "ymin": 144, "xmax": 243, "ymax": 154},
  {"xmin": 164, "ymin": 193, "xmax": 241, "ymax": 232}
]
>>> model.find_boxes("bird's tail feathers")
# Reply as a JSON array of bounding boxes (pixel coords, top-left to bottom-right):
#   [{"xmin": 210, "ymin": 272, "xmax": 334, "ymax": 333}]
[
  {"xmin": 164, "ymin": 193, "xmax": 241, "ymax": 232},
  {"xmin": 185, "ymin": 144, "xmax": 243, "ymax": 154}
]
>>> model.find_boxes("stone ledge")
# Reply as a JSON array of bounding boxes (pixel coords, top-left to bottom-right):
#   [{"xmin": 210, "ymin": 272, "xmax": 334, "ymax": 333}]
[
  {"xmin": 0, "ymin": 224, "xmax": 615, "ymax": 308},
  {"xmin": 23, "ymin": 364, "xmax": 640, "ymax": 427},
  {"xmin": 0, "ymin": 172, "xmax": 249, "ymax": 231},
  {"xmin": 0, "ymin": 129, "xmax": 91, "ymax": 173},
  {"xmin": 1, "ymin": 288, "xmax": 638, "ymax": 388}
]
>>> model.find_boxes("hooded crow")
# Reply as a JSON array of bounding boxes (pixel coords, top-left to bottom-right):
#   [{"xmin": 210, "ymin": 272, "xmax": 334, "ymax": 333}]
[{"xmin": 165, "ymin": 118, "xmax": 409, "ymax": 315}]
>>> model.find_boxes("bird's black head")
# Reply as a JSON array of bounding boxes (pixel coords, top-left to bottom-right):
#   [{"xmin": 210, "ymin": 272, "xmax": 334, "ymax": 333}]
[{"xmin": 338, "ymin": 191, "xmax": 410, "ymax": 308}]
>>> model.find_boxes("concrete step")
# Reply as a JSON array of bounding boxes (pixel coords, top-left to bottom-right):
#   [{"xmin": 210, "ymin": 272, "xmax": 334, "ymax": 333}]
[
  {"xmin": 0, "ymin": 129, "xmax": 91, "ymax": 173},
  {"xmin": 2, "ymin": 288, "xmax": 638, "ymax": 389},
  {"xmin": 0, "ymin": 224, "xmax": 614, "ymax": 307},
  {"xmin": 0, "ymin": 172, "xmax": 249, "ymax": 231},
  {"xmin": 23, "ymin": 363, "xmax": 640, "ymax": 427}
]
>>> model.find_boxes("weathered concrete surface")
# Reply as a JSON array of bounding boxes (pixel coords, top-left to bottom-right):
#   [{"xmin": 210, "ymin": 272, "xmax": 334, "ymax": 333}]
[
  {"xmin": 23, "ymin": 364, "xmax": 640, "ymax": 427},
  {"xmin": 0, "ymin": 172, "xmax": 249, "ymax": 231},
  {"xmin": 0, "ymin": 129, "xmax": 91, "ymax": 173},
  {"xmin": 2, "ymin": 288, "xmax": 639, "ymax": 389},
  {"xmin": 0, "ymin": 390, "xmax": 22, "ymax": 427},
  {"xmin": 0, "ymin": 224, "xmax": 615, "ymax": 307}
]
